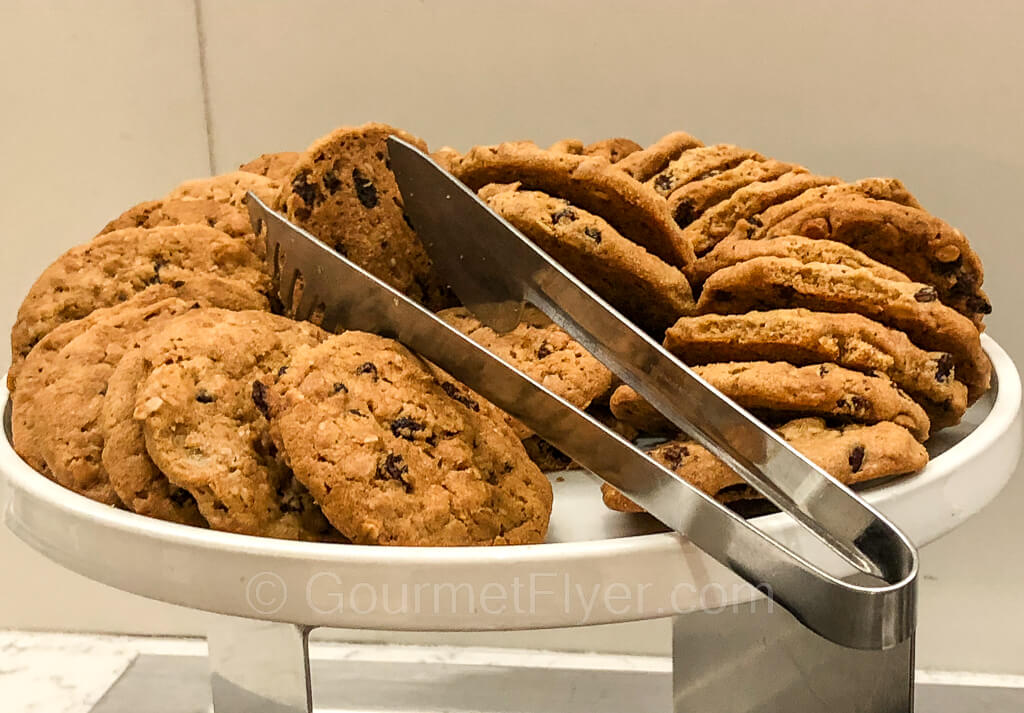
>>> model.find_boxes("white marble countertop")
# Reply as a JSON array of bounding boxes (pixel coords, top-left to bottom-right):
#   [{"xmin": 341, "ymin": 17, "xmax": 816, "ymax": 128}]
[
  {"xmin": 4, "ymin": 630, "xmax": 1024, "ymax": 713},
  {"xmin": 0, "ymin": 631, "xmax": 149, "ymax": 713}
]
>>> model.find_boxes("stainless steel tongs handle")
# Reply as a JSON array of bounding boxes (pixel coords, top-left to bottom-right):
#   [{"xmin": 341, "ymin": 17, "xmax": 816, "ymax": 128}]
[{"xmin": 248, "ymin": 158, "xmax": 917, "ymax": 650}]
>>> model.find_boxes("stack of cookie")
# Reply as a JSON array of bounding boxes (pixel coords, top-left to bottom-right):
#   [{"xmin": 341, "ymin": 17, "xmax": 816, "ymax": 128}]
[
  {"xmin": 7, "ymin": 120, "xmax": 993, "ymax": 539},
  {"xmin": 434, "ymin": 132, "xmax": 990, "ymax": 512}
]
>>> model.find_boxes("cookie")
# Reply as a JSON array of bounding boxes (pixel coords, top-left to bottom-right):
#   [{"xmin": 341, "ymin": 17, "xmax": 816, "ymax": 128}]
[
  {"xmin": 30, "ymin": 298, "xmax": 217, "ymax": 506},
  {"xmin": 547, "ymin": 138, "xmax": 642, "ymax": 163},
  {"xmin": 687, "ymin": 235, "xmax": 911, "ymax": 286},
  {"xmin": 99, "ymin": 198, "xmax": 255, "ymax": 248},
  {"xmin": 744, "ymin": 177, "xmax": 922, "ymax": 234},
  {"xmin": 616, "ymin": 131, "xmax": 705, "ymax": 181},
  {"xmin": 451, "ymin": 142, "xmax": 695, "ymax": 267},
  {"xmin": 609, "ymin": 361, "xmax": 931, "ymax": 441},
  {"xmin": 580, "ymin": 138, "xmax": 643, "ymax": 163},
  {"xmin": 134, "ymin": 309, "xmax": 335, "ymax": 540},
  {"xmin": 238, "ymin": 152, "xmax": 301, "ymax": 181},
  {"xmin": 521, "ymin": 436, "xmax": 574, "ymax": 472},
  {"xmin": 431, "ymin": 146, "xmax": 463, "ymax": 173},
  {"xmin": 696, "ymin": 257, "xmax": 990, "ymax": 401},
  {"xmin": 482, "ymin": 186, "xmax": 695, "ymax": 334},
  {"xmin": 12, "ymin": 278, "xmax": 266, "ymax": 479},
  {"xmin": 10, "ymin": 225, "xmax": 271, "ymax": 385},
  {"xmin": 757, "ymin": 195, "xmax": 989, "ymax": 325},
  {"xmin": 683, "ymin": 172, "xmax": 841, "ymax": 255},
  {"xmin": 437, "ymin": 305, "xmax": 615, "ymax": 438},
  {"xmin": 602, "ymin": 417, "xmax": 929, "ymax": 512},
  {"xmin": 645, "ymin": 144, "xmax": 764, "ymax": 198},
  {"xmin": 259, "ymin": 331, "xmax": 553, "ymax": 546},
  {"xmin": 275, "ymin": 122, "xmax": 453, "ymax": 310},
  {"xmin": 165, "ymin": 170, "xmax": 279, "ymax": 207},
  {"xmin": 667, "ymin": 159, "xmax": 803, "ymax": 228},
  {"xmin": 521, "ymin": 407, "xmax": 639, "ymax": 473},
  {"xmin": 663, "ymin": 309, "xmax": 968, "ymax": 428},
  {"xmin": 103, "ymin": 345, "xmax": 207, "ymax": 526},
  {"xmin": 548, "ymin": 138, "xmax": 585, "ymax": 154}
]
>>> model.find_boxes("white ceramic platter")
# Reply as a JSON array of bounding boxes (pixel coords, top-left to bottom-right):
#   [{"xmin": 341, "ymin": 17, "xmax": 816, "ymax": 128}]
[{"xmin": 3, "ymin": 335, "xmax": 1021, "ymax": 632}]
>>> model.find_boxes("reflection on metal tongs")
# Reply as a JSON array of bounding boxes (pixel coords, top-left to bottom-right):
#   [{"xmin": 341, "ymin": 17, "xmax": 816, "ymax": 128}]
[{"xmin": 247, "ymin": 137, "xmax": 919, "ymax": 711}]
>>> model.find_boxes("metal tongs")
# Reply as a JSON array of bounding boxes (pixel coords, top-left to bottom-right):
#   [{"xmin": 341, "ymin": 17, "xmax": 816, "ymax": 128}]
[{"xmin": 247, "ymin": 137, "xmax": 918, "ymax": 707}]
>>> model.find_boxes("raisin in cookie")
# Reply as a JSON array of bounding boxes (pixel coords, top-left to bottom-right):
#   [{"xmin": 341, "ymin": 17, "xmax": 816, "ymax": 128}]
[
  {"xmin": 696, "ymin": 257, "xmax": 990, "ymax": 401},
  {"xmin": 683, "ymin": 173, "xmax": 841, "ymax": 255},
  {"xmin": 646, "ymin": 144, "xmax": 764, "ymax": 198},
  {"xmin": 757, "ymin": 195, "xmax": 989, "ymax": 325},
  {"xmin": 451, "ymin": 142, "xmax": 695, "ymax": 267},
  {"xmin": 239, "ymin": 152, "xmax": 301, "ymax": 181},
  {"xmin": 10, "ymin": 225, "xmax": 271, "ymax": 385},
  {"xmin": 134, "ymin": 309, "xmax": 334, "ymax": 540},
  {"xmin": 602, "ymin": 417, "xmax": 928, "ymax": 512},
  {"xmin": 667, "ymin": 159, "xmax": 804, "ymax": 229},
  {"xmin": 609, "ymin": 361, "xmax": 931, "ymax": 441},
  {"xmin": 482, "ymin": 186, "xmax": 695, "ymax": 333},
  {"xmin": 258, "ymin": 332, "xmax": 553, "ymax": 546},
  {"xmin": 663, "ymin": 309, "xmax": 967, "ymax": 428},
  {"xmin": 275, "ymin": 122, "xmax": 453, "ymax": 309},
  {"xmin": 616, "ymin": 131, "xmax": 705, "ymax": 181}
]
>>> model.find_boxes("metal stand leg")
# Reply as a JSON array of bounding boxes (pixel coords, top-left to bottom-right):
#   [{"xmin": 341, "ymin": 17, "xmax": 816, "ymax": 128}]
[
  {"xmin": 672, "ymin": 598, "xmax": 915, "ymax": 713},
  {"xmin": 207, "ymin": 615, "xmax": 314, "ymax": 713}
]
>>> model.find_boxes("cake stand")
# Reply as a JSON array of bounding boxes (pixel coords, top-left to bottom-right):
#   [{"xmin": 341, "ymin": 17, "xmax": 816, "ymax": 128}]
[{"xmin": 3, "ymin": 335, "xmax": 1021, "ymax": 713}]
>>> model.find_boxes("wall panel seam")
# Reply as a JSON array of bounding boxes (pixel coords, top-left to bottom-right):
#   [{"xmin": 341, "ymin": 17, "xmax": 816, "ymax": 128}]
[{"xmin": 192, "ymin": 0, "xmax": 216, "ymax": 175}]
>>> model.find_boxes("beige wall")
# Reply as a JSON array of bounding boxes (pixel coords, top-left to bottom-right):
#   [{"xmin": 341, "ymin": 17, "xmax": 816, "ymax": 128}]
[{"xmin": 2, "ymin": 0, "xmax": 1022, "ymax": 672}]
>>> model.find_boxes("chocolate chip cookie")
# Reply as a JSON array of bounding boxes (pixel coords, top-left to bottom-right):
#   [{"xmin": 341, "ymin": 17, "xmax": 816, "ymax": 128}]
[
  {"xmin": 683, "ymin": 173, "xmax": 841, "ymax": 255},
  {"xmin": 239, "ymin": 152, "xmax": 301, "ymax": 181},
  {"xmin": 275, "ymin": 122, "xmax": 453, "ymax": 310},
  {"xmin": 10, "ymin": 225, "xmax": 271, "ymax": 386},
  {"xmin": 259, "ymin": 331, "xmax": 553, "ymax": 546},
  {"xmin": 744, "ymin": 177, "xmax": 922, "ymax": 235},
  {"xmin": 758, "ymin": 195, "xmax": 989, "ymax": 325},
  {"xmin": 616, "ymin": 131, "xmax": 705, "ymax": 181},
  {"xmin": 663, "ymin": 309, "xmax": 967, "ymax": 428},
  {"xmin": 696, "ymin": 257, "xmax": 990, "ymax": 401},
  {"xmin": 481, "ymin": 186, "xmax": 695, "ymax": 333},
  {"xmin": 602, "ymin": 417, "xmax": 929, "ymax": 511},
  {"xmin": 609, "ymin": 361, "xmax": 932, "ymax": 441},
  {"xmin": 451, "ymin": 142, "xmax": 695, "ymax": 267},
  {"xmin": 645, "ymin": 144, "xmax": 764, "ymax": 198},
  {"xmin": 687, "ymin": 235, "xmax": 911, "ymax": 286},
  {"xmin": 438, "ymin": 305, "xmax": 615, "ymax": 437},
  {"xmin": 667, "ymin": 159, "xmax": 804, "ymax": 229},
  {"xmin": 134, "ymin": 309, "xmax": 335, "ymax": 540}
]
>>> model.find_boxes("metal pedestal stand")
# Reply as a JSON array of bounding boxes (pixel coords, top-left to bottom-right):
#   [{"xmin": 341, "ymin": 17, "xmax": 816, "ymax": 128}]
[{"xmin": 206, "ymin": 606, "xmax": 916, "ymax": 713}]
